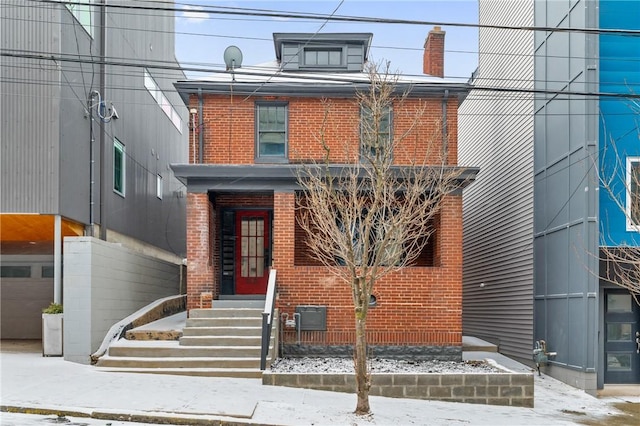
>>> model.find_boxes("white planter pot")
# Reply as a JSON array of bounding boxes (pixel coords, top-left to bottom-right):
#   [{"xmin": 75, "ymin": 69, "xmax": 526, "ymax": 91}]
[{"xmin": 42, "ymin": 313, "xmax": 63, "ymax": 356}]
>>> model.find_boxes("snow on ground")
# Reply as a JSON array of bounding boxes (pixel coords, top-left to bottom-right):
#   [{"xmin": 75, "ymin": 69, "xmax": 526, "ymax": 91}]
[{"xmin": 270, "ymin": 356, "xmax": 506, "ymax": 374}]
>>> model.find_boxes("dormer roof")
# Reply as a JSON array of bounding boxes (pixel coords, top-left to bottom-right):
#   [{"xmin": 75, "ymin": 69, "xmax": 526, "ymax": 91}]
[{"xmin": 273, "ymin": 32, "xmax": 373, "ymax": 72}]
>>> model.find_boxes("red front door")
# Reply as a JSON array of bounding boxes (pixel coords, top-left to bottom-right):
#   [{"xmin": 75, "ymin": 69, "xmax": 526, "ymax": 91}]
[{"xmin": 235, "ymin": 210, "xmax": 270, "ymax": 294}]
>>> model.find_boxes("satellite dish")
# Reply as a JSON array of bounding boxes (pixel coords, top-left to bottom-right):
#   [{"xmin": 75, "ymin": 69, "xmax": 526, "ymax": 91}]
[{"xmin": 223, "ymin": 46, "xmax": 243, "ymax": 71}]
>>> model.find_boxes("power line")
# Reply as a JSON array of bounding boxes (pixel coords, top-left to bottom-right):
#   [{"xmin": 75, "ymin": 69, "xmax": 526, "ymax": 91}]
[
  {"xmin": 5, "ymin": 12, "xmax": 640, "ymax": 66},
  {"xmin": 3, "ymin": 49, "xmax": 640, "ymax": 101},
  {"xmin": 4, "ymin": 9, "xmax": 640, "ymax": 85},
  {"xmin": 29, "ymin": 0, "xmax": 640, "ymax": 36}
]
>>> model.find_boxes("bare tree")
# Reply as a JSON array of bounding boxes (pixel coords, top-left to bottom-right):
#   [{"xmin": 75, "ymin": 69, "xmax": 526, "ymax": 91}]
[
  {"xmin": 599, "ymin": 98, "xmax": 640, "ymax": 304},
  {"xmin": 295, "ymin": 63, "xmax": 466, "ymax": 414}
]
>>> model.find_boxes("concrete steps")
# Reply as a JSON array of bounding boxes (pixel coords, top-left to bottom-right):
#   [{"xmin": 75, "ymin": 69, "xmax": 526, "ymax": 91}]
[
  {"xmin": 97, "ymin": 355, "xmax": 261, "ymax": 369},
  {"xmin": 95, "ymin": 367, "xmax": 264, "ymax": 378},
  {"xmin": 96, "ymin": 302, "xmax": 276, "ymax": 378}
]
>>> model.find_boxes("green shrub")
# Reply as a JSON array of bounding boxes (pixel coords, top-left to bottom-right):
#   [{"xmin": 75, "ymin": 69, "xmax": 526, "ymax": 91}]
[{"xmin": 42, "ymin": 302, "xmax": 63, "ymax": 314}]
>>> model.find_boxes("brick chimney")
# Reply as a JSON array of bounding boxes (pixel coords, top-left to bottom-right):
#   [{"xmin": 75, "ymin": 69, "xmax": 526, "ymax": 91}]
[{"xmin": 423, "ymin": 26, "xmax": 445, "ymax": 77}]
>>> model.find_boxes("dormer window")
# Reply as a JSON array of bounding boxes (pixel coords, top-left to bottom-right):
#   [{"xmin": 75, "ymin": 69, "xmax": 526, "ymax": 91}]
[
  {"xmin": 303, "ymin": 47, "xmax": 343, "ymax": 68},
  {"xmin": 273, "ymin": 33, "xmax": 372, "ymax": 72}
]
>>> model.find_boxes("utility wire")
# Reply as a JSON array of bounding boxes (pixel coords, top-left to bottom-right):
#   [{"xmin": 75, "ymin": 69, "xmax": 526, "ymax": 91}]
[
  {"xmin": 28, "ymin": 0, "xmax": 640, "ymax": 37},
  {"xmin": 3, "ymin": 50, "xmax": 640, "ymax": 101},
  {"xmin": 4, "ymin": 13, "xmax": 640, "ymax": 68}
]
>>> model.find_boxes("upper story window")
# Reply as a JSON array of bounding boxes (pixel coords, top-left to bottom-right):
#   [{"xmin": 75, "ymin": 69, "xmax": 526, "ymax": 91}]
[
  {"xmin": 113, "ymin": 138, "xmax": 125, "ymax": 197},
  {"xmin": 255, "ymin": 102, "xmax": 288, "ymax": 162},
  {"xmin": 274, "ymin": 33, "xmax": 371, "ymax": 72},
  {"xmin": 156, "ymin": 174, "xmax": 163, "ymax": 200},
  {"xmin": 360, "ymin": 106, "xmax": 392, "ymax": 157},
  {"xmin": 144, "ymin": 69, "xmax": 183, "ymax": 133},
  {"xmin": 627, "ymin": 157, "xmax": 640, "ymax": 231},
  {"xmin": 302, "ymin": 47, "xmax": 343, "ymax": 68},
  {"xmin": 65, "ymin": 0, "xmax": 93, "ymax": 36}
]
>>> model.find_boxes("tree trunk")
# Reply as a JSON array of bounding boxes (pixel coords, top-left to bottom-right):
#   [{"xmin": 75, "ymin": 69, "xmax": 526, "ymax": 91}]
[{"xmin": 354, "ymin": 314, "xmax": 370, "ymax": 414}]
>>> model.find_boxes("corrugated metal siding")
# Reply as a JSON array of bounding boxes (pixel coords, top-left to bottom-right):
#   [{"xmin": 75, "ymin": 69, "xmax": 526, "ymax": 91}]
[
  {"xmin": 1, "ymin": 1, "xmax": 186, "ymax": 253},
  {"xmin": 1, "ymin": 1, "xmax": 61, "ymax": 213},
  {"xmin": 94, "ymin": 0, "xmax": 187, "ymax": 254},
  {"xmin": 458, "ymin": 0, "xmax": 534, "ymax": 361},
  {"xmin": 57, "ymin": 5, "xmax": 97, "ymax": 225}
]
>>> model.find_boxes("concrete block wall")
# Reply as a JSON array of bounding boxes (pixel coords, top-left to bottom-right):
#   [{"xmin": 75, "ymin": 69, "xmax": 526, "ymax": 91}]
[
  {"xmin": 63, "ymin": 237, "xmax": 181, "ymax": 364},
  {"xmin": 263, "ymin": 371, "xmax": 534, "ymax": 407}
]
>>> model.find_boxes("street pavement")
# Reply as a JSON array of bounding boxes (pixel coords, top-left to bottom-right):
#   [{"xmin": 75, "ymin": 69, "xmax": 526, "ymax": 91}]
[{"xmin": 1, "ymin": 340, "xmax": 638, "ymax": 426}]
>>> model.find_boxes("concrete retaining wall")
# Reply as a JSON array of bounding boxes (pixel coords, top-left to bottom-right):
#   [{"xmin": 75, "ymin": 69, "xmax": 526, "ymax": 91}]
[
  {"xmin": 263, "ymin": 371, "xmax": 534, "ymax": 407},
  {"xmin": 63, "ymin": 237, "xmax": 181, "ymax": 364}
]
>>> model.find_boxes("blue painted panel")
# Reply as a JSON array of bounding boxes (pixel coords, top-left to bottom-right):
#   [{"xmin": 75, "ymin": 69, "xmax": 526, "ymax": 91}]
[{"xmin": 598, "ymin": 0, "xmax": 640, "ymax": 246}]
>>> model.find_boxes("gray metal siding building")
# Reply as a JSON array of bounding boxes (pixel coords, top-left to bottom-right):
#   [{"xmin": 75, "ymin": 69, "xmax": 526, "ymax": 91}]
[
  {"xmin": 459, "ymin": 0, "xmax": 535, "ymax": 363},
  {"xmin": 460, "ymin": 0, "xmax": 636, "ymax": 393},
  {"xmin": 1, "ymin": 0, "xmax": 187, "ymax": 340}
]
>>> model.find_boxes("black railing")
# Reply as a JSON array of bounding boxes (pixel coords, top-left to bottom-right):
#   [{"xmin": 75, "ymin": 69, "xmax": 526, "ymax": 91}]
[{"xmin": 260, "ymin": 268, "xmax": 277, "ymax": 370}]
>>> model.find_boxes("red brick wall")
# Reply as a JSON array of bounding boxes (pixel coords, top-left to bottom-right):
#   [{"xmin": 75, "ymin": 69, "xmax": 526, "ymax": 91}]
[
  {"xmin": 186, "ymin": 193, "xmax": 214, "ymax": 311},
  {"xmin": 189, "ymin": 95, "xmax": 456, "ymax": 166},
  {"xmin": 185, "ymin": 91, "xmax": 464, "ymax": 346},
  {"xmin": 273, "ymin": 192, "xmax": 463, "ymax": 346}
]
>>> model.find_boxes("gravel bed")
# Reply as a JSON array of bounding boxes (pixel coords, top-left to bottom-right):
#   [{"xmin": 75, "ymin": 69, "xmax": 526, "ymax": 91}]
[{"xmin": 269, "ymin": 357, "xmax": 506, "ymax": 374}]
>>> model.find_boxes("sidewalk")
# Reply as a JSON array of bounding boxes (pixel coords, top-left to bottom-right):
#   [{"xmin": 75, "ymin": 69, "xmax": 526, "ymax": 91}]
[{"xmin": 0, "ymin": 340, "xmax": 637, "ymax": 426}]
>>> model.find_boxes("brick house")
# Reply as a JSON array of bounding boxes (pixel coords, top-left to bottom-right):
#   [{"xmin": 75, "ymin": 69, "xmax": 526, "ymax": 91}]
[{"xmin": 172, "ymin": 29, "xmax": 478, "ymax": 360}]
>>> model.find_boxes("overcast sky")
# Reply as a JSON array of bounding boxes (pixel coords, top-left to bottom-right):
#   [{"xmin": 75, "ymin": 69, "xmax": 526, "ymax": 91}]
[{"xmin": 174, "ymin": 0, "xmax": 479, "ymax": 80}]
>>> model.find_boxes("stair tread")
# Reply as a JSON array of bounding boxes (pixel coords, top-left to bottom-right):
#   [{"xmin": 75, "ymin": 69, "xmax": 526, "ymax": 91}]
[
  {"xmin": 185, "ymin": 325, "xmax": 262, "ymax": 330},
  {"xmin": 97, "ymin": 366, "xmax": 262, "ymax": 371},
  {"xmin": 181, "ymin": 334, "xmax": 261, "ymax": 336},
  {"xmin": 112, "ymin": 340, "xmax": 265, "ymax": 348},
  {"xmin": 94, "ymin": 366, "xmax": 265, "ymax": 378},
  {"xmin": 101, "ymin": 356, "xmax": 261, "ymax": 361}
]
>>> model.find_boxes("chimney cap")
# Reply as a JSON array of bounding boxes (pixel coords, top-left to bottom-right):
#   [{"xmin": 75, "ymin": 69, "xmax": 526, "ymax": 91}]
[{"xmin": 431, "ymin": 26, "xmax": 445, "ymax": 33}]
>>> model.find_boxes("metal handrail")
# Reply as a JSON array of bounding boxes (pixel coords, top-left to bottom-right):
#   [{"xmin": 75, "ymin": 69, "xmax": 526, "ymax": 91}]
[{"xmin": 260, "ymin": 268, "xmax": 277, "ymax": 370}]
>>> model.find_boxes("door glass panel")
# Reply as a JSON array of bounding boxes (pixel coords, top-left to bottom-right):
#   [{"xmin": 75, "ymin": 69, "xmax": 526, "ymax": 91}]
[
  {"xmin": 607, "ymin": 353, "xmax": 632, "ymax": 371},
  {"xmin": 607, "ymin": 294, "xmax": 632, "ymax": 312},
  {"xmin": 256, "ymin": 256, "xmax": 264, "ymax": 276},
  {"xmin": 249, "ymin": 237, "xmax": 256, "ymax": 256},
  {"xmin": 241, "ymin": 257, "xmax": 248, "ymax": 277},
  {"xmin": 240, "ymin": 217, "xmax": 265, "ymax": 278},
  {"xmin": 607, "ymin": 323, "xmax": 632, "ymax": 341},
  {"xmin": 241, "ymin": 237, "xmax": 248, "ymax": 256}
]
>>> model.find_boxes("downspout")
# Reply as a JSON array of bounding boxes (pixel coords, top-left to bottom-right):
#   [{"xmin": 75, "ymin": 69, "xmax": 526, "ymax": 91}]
[
  {"xmin": 198, "ymin": 88, "xmax": 203, "ymax": 164},
  {"xmin": 88, "ymin": 93, "xmax": 95, "ymax": 236},
  {"xmin": 54, "ymin": 215, "xmax": 62, "ymax": 304},
  {"xmin": 442, "ymin": 89, "xmax": 449, "ymax": 157},
  {"xmin": 98, "ymin": 0, "xmax": 108, "ymax": 240}
]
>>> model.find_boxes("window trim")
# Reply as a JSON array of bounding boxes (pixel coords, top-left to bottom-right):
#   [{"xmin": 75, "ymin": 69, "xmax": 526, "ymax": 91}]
[
  {"xmin": 113, "ymin": 138, "xmax": 126, "ymax": 197},
  {"xmin": 255, "ymin": 101, "xmax": 289, "ymax": 163},
  {"xmin": 626, "ymin": 156, "xmax": 640, "ymax": 232}
]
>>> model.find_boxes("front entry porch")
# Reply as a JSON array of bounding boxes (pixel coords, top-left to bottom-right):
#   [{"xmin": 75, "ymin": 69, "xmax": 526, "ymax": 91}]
[{"xmin": 185, "ymin": 191, "xmax": 277, "ymax": 310}]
